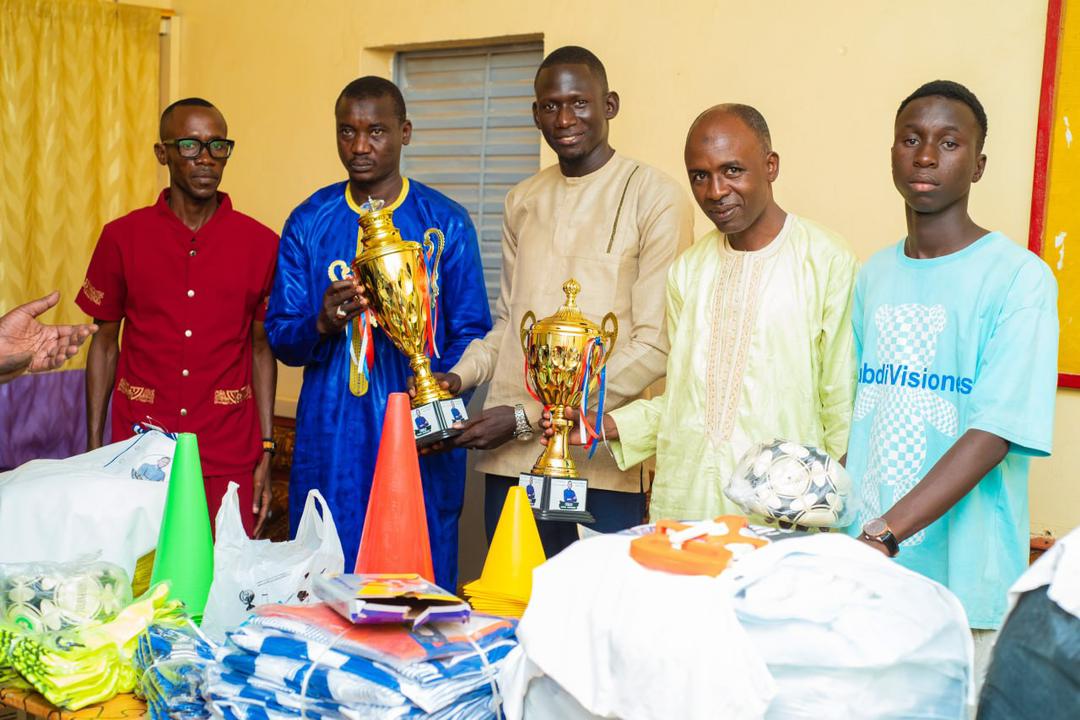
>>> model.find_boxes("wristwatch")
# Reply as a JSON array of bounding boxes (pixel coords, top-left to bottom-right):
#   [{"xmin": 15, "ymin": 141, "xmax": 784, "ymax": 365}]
[
  {"xmin": 262, "ymin": 438, "xmax": 277, "ymax": 456},
  {"xmin": 512, "ymin": 404, "xmax": 534, "ymax": 442},
  {"xmin": 861, "ymin": 517, "xmax": 900, "ymax": 557}
]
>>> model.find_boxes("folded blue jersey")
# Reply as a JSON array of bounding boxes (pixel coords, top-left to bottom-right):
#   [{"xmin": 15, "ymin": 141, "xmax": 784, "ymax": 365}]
[
  {"xmin": 135, "ymin": 621, "xmax": 216, "ymax": 720},
  {"xmin": 217, "ymin": 646, "xmax": 407, "ymax": 707},
  {"xmin": 220, "ymin": 634, "xmax": 511, "ymax": 715},
  {"xmin": 207, "ymin": 668, "xmax": 498, "ymax": 719}
]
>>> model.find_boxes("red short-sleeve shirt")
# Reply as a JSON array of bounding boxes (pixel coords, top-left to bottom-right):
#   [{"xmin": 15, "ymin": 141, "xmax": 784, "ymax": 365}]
[{"xmin": 77, "ymin": 190, "xmax": 279, "ymax": 475}]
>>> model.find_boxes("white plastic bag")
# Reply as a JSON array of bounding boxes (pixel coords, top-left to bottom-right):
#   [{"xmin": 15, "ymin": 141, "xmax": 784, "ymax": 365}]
[
  {"xmin": 0, "ymin": 431, "xmax": 174, "ymax": 575},
  {"xmin": 200, "ymin": 482, "xmax": 344, "ymax": 641}
]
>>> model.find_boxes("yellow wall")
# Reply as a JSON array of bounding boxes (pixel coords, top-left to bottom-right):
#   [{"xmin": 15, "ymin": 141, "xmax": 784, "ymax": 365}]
[{"xmin": 168, "ymin": 0, "xmax": 1077, "ymax": 537}]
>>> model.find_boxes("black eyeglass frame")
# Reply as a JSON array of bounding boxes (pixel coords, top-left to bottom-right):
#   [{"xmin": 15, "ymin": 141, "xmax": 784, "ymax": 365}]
[{"xmin": 161, "ymin": 137, "xmax": 236, "ymax": 159}]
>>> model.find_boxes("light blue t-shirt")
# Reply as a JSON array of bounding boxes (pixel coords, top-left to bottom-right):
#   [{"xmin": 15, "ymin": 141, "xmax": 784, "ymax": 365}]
[{"xmin": 847, "ymin": 232, "xmax": 1058, "ymax": 629}]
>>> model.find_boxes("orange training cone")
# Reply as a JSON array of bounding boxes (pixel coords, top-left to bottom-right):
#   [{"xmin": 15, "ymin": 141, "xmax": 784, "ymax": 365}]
[
  {"xmin": 355, "ymin": 392, "xmax": 435, "ymax": 582},
  {"xmin": 464, "ymin": 485, "xmax": 546, "ymax": 608}
]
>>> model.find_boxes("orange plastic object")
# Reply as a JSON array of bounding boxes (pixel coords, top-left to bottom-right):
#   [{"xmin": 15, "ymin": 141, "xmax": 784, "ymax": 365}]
[
  {"xmin": 354, "ymin": 392, "xmax": 435, "ymax": 582},
  {"xmin": 629, "ymin": 515, "xmax": 769, "ymax": 576}
]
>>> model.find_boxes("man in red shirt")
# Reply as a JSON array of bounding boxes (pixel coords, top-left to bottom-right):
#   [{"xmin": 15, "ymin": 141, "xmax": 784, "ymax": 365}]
[{"xmin": 78, "ymin": 98, "xmax": 278, "ymax": 536}]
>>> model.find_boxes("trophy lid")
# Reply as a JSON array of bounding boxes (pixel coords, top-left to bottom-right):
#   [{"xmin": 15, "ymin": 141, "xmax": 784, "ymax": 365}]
[
  {"xmin": 530, "ymin": 279, "xmax": 602, "ymax": 337},
  {"xmin": 357, "ymin": 196, "xmax": 402, "ymax": 249}
]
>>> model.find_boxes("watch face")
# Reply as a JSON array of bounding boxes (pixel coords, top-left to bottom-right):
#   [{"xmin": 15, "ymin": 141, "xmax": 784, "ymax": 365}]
[
  {"xmin": 516, "ymin": 430, "xmax": 534, "ymax": 442},
  {"xmin": 863, "ymin": 518, "xmax": 887, "ymax": 537}
]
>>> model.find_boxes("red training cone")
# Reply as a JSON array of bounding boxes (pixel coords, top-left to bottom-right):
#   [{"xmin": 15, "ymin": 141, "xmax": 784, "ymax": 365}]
[{"xmin": 355, "ymin": 392, "xmax": 435, "ymax": 582}]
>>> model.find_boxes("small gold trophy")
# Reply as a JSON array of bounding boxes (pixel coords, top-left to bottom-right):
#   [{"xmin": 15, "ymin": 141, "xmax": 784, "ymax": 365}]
[
  {"xmin": 519, "ymin": 279, "xmax": 618, "ymax": 523},
  {"xmin": 351, "ymin": 198, "xmax": 467, "ymax": 446}
]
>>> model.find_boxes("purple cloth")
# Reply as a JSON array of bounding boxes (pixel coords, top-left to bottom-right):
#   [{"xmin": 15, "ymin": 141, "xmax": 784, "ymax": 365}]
[{"xmin": 0, "ymin": 369, "xmax": 110, "ymax": 470}]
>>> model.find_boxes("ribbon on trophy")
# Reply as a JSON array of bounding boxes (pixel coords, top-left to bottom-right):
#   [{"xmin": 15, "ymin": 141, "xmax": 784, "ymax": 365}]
[
  {"xmin": 422, "ymin": 228, "xmax": 445, "ymax": 360},
  {"xmin": 577, "ymin": 337, "xmax": 608, "ymax": 459},
  {"xmin": 347, "ymin": 310, "xmax": 375, "ymax": 397},
  {"xmin": 335, "ymin": 231, "xmax": 374, "ymax": 398}
]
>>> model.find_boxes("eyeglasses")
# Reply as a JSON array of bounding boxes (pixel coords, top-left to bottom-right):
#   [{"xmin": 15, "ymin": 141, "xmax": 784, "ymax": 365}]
[{"xmin": 161, "ymin": 137, "xmax": 235, "ymax": 159}]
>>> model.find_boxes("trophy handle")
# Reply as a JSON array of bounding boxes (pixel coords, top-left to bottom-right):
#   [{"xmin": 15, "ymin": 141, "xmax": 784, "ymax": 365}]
[
  {"xmin": 600, "ymin": 312, "xmax": 619, "ymax": 360},
  {"xmin": 422, "ymin": 228, "xmax": 445, "ymax": 300},
  {"xmin": 519, "ymin": 311, "xmax": 536, "ymax": 357}
]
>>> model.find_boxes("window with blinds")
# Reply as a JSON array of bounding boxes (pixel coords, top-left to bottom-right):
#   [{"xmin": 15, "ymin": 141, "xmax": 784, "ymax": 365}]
[{"xmin": 395, "ymin": 43, "xmax": 543, "ymax": 311}]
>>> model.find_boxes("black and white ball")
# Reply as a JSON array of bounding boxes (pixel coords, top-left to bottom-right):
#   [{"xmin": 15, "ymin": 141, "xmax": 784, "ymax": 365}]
[{"xmin": 725, "ymin": 440, "xmax": 852, "ymax": 527}]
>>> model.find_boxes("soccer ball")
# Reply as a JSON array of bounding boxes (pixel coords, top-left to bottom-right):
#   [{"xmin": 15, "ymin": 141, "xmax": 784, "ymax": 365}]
[{"xmin": 725, "ymin": 440, "xmax": 853, "ymax": 528}]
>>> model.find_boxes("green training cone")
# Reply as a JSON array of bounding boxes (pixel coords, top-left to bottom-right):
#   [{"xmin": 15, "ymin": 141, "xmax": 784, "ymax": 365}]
[{"xmin": 149, "ymin": 432, "xmax": 214, "ymax": 622}]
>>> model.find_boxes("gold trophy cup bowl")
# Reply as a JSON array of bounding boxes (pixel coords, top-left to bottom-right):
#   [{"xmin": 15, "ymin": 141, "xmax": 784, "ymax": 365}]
[
  {"xmin": 351, "ymin": 199, "xmax": 468, "ymax": 446},
  {"xmin": 518, "ymin": 278, "xmax": 617, "ymax": 522}
]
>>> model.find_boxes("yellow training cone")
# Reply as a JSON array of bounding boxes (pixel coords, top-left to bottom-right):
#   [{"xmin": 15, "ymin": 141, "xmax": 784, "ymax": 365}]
[{"xmin": 464, "ymin": 486, "xmax": 546, "ymax": 605}]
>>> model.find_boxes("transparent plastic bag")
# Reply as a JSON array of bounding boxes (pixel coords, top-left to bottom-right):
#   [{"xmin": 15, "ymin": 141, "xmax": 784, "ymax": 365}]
[
  {"xmin": 0, "ymin": 559, "xmax": 132, "ymax": 634},
  {"xmin": 0, "ymin": 582, "xmax": 187, "ymax": 710},
  {"xmin": 135, "ymin": 621, "xmax": 215, "ymax": 720},
  {"xmin": 724, "ymin": 440, "xmax": 857, "ymax": 528}
]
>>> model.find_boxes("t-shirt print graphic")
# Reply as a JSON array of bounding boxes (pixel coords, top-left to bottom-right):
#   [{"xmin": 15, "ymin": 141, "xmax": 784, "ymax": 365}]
[{"xmin": 854, "ymin": 303, "xmax": 959, "ymax": 546}]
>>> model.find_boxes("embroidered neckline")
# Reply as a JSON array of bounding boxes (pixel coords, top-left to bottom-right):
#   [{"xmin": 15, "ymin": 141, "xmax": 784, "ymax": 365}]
[{"xmin": 344, "ymin": 177, "xmax": 410, "ymax": 215}]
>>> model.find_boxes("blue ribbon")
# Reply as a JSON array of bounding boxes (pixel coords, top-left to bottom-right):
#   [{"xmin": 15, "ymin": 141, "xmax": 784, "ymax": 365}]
[
  {"xmin": 579, "ymin": 337, "xmax": 608, "ymax": 458},
  {"xmin": 588, "ymin": 363, "xmax": 607, "ymax": 459},
  {"xmin": 580, "ymin": 340, "xmax": 594, "ymax": 413},
  {"xmin": 423, "ymin": 238, "xmax": 442, "ymax": 359}
]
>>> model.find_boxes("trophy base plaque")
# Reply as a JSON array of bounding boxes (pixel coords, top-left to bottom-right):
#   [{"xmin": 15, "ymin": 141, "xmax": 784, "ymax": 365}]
[
  {"xmin": 518, "ymin": 473, "xmax": 595, "ymax": 524},
  {"xmin": 412, "ymin": 397, "xmax": 468, "ymax": 447}
]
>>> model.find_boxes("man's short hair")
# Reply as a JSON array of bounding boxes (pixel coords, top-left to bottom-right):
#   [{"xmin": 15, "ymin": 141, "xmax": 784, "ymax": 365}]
[
  {"xmin": 535, "ymin": 45, "xmax": 608, "ymax": 93},
  {"xmin": 159, "ymin": 97, "xmax": 217, "ymax": 140},
  {"xmin": 336, "ymin": 76, "xmax": 407, "ymax": 123},
  {"xmin": 897, "ymin": 80, "xmax": 988, "ymax": 150},
  {"xmin": 689, "ymin": 103, "xmax": 773, "ymax": 154}
]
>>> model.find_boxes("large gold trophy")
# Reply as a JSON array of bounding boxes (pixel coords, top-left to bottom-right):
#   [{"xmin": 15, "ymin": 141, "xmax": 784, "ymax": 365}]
[
  {"xmin": 351, "ymin": 198, "xmax": 467, "ymax": 446},
  {"xmin": 519, "ymin": 279, "xmax": 617, "ymax": 522}
]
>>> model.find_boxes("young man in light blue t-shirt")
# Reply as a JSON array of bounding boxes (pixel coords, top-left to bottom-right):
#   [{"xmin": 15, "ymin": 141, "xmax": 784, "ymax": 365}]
[{"xmin": 847, "ymin": 81, "xmax": 1059, "ymax": 641}]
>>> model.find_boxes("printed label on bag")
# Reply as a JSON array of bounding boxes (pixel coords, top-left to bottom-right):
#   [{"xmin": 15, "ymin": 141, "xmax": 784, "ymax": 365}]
[{"xmin": 132, "ymin": 549, "xmax": 155, "ymax": 596}]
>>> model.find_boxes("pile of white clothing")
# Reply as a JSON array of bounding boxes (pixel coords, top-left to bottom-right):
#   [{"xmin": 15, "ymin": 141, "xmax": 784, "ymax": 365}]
[
  {"xmin": 501, "ymin": 534, "xmax": 777, "ymax": 720},
  {"xmin": 500, "ymin": 532, "xmax": 973, "ymax": 720},
  {"xmin": 728, "ymin": 533, "xmax": 973, "ymax": 719},
  {"xmin": 204, "ymin": 603, "xmax": 517, "ymax": 720}
]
